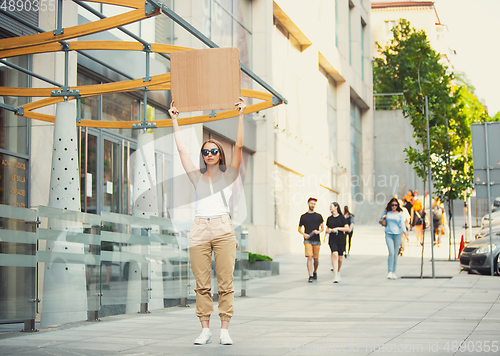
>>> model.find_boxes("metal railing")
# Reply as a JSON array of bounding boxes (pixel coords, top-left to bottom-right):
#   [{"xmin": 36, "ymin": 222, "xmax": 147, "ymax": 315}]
[
  {"xmin": 0, "ymin": 204, "xmax": 249, "ymax": 331},
  {"xmin": 373, "ymin": 93, "xmax": 405, "ymax": 111}
]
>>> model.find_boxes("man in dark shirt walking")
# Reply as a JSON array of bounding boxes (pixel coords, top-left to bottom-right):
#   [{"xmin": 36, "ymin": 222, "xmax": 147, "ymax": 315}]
[{"xmin": 298, "ymin": 197, "xmax": 324, "ymax": 283}]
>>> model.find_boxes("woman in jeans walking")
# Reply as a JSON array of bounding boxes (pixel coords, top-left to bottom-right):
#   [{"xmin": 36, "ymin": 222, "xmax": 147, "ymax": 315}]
[
  {"xmin": 169, "ymin": 97, "xmax": 246, "ymax": 345},
  {"xmin": 379, "ymin": 198, "xmax": 406, "ymax": 280}
]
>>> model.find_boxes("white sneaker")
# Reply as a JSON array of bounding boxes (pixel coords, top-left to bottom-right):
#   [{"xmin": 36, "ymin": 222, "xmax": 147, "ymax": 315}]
[
  {"xmin": 391, "ymin": 273, "xmax": 397, "ymax": 280},
  {"xmin": 333, "ymin": 274, "xmax": 339, "ymax": 283},
  {"xmin": 220, "ymin": 329, "xmax": 233, "ymax": 345},
  {"xmin": 194, "ymin": 328, "xmax": 211, "ymax": 345},
  {"xmin": 387, "ymin": 272, "xmax": 393, "ymax": 279}
]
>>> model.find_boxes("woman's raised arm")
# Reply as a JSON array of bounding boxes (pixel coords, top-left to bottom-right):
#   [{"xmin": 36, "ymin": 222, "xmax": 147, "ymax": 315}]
[
  {"xmin": 226, "ymin": 97, "xmax": 246, "ymax": 183},
  {"xmin": 169, "ymin": 101, "xmax": 200, "ymax": 186}
]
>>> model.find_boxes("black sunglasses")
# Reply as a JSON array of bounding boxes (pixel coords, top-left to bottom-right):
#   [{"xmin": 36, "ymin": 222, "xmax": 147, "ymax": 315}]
[
  {"xmin": 391, "ymin": 204, "xmax": 398, "ymax": 207},
  {"xmin": 202, "ymin": 148, "xmax": 220, "ymax": 156}
]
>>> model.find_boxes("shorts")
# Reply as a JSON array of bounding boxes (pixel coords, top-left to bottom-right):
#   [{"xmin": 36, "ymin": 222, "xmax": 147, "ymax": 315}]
[
  {"xmin": 304, "ymin": 242, "xmax": 320, "ymax": 259},
  {"xmin": 329, "ymin": 240, "xmax": 346, "ymax": 255}
]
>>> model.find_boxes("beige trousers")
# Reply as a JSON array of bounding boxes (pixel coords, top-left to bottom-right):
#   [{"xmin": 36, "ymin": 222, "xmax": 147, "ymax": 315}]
[{"xmin": 189, "ymin": 214, "xmax": 237, "ymax": 322}]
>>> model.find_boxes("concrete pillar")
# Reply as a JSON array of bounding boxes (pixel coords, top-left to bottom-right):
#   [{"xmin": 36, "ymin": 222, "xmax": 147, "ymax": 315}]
[
  {"xmin": 128, "ymin": 129, "xmax": 162, "ymax": 313},
  {"xmin": 41, "ymin": 100, "xmax": 86, "ymax": 327},
  {"xmin": 251, "ymin": 0, "xmax": 275, "ymax": 257}
]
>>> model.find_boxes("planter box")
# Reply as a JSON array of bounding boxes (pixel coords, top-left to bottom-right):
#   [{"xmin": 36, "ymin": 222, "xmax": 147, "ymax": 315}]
[{"xmin": 247, "ymin": 261, "xmax": 279, "ymax": 276}]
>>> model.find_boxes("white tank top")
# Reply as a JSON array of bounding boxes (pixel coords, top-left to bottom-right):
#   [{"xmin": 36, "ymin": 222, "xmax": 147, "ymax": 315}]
[{"xmin": 194, "ymin": 173, "xmax": 232, "ymax": 217}]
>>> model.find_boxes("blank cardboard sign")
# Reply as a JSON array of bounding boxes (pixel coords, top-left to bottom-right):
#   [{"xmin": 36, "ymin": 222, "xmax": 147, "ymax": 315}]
[{"xmin": 170, "ymin": 47, "xmax": 241, "ymax": 112}]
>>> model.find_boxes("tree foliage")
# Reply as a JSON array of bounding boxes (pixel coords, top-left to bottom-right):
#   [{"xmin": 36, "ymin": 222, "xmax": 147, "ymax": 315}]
[{"xmin": 373, "ymin": 19, "xmax": 476, "ymax": 203}]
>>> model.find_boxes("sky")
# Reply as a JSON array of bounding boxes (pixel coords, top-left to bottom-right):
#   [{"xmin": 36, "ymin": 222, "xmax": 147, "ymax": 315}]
[{"xmin": 433, "ymin": 0, "xmax": 500, "ymax": 116}]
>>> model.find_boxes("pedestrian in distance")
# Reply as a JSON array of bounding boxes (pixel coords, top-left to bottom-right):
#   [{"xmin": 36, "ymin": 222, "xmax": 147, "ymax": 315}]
[
  {"xmin": 420, "ymin": 189, "xmax": 431, "ymax": 218},
  {"xmin": 379, "ymin": 198, "xmax": 407, "ymax": 280},
  {"xmin": 298, "ymin": 197, "xmax": 324, "ymax": 283},
  {"xmin": 432, "ymin": 198, "xmax": 445, "ymax": 246},
  {"xmin": 343, "ymin": 206, "xmax": 355, "ymax": 257},
  {"xmin": 324, "ymin": 202, "xmax": 350, "ymax": 283},
  {"xmin": 169, "ymin": 98, "xmax": 246, "ymax": 346},
  {"xmin": 398, "ymin": 199, "xmax": 411, "ymax": 256},
  {"xmin": 402, "ymin": 189, "xmax": 415, "ymax": 221},
  {"xmin": 410, "ymin": 199, "xmax": 426, "ymax": 246},
  {"xmin": 412, "ymin": 189, "xmax": 419, "ymax": 217}
]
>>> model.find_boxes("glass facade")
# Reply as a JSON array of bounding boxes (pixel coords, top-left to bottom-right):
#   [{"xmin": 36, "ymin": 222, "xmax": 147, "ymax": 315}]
[
  {"xmin": 77, "ymin": 72, "xmax": 172, "ymax": 217},
  {"xmin": 102, "ymin": 93, "xmax": 139, "ymax": 140},
  {"xmin": 0, "ymin": 56, "xmax": 32, "ymax": 326},
  {"xmin": 80, "ymin": 129, "xmax": 98, "ymax": 214},
  {"xmin": 0, "ymin": 56, "xmax": 30, "ymax": 208}
]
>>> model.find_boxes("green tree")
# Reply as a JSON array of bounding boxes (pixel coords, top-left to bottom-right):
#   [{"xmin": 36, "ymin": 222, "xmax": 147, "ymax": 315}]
[
  {"xmin": 374, "ymin": 19, "xmax": 452, "ymax": 178},
  {"xmin": 488, "ymin": 112, "xmax": 500, "ymax": 122},
  {"xmin": 374, "ymin": 19, "xmax": 477, "ymax": 259}
]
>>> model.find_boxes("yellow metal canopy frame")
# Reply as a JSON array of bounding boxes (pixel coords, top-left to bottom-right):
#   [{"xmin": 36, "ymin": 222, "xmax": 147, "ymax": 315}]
[{"xmin": 0, "ymin": 0, "xmax": 283, "ymax": 128}]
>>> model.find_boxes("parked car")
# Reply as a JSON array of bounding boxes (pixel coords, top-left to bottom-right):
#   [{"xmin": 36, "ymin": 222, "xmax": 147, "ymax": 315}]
[
  {"xmin": 475, "ymin": 224, "xmax": 500, "ymax": 240},
  {"xmin": 459, "ymin": 232, "xmax": 500, "ymax": 275},
  {"xmin": 493, "ymin": 197, "xmax": 500, "ymax": 212},
  {"xmin": 480, "ymin": 210, "xmax": 500, "ymax": 229}
]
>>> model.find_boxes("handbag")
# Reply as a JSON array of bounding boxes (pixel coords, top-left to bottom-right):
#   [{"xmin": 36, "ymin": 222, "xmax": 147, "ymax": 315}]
[
  {"xmin": 415, "ymin": 211, "xmax": 423, "ymax": 225},
  {"xmin": 379, "ymin": 217, "xmax": 387, "ymax": 227},
  {"xmin": 415, "ymin": 211, "xmax": 427, "ymax": 229}
]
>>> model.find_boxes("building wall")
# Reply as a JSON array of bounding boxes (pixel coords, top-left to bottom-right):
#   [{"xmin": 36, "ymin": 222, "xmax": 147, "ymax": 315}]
[
  {"xmin": 373, "ymin": 110, "xmax": 422, "ymax": 200},
  {"xmin": 269, "ymin": 0, "xmax": 373, "ymax": 255}
]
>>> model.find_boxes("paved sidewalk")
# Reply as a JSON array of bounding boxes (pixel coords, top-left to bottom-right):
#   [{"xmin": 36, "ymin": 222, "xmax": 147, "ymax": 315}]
[{"xmin": 1, "ymin": 225, "xmax": 499, "ymax": 356}]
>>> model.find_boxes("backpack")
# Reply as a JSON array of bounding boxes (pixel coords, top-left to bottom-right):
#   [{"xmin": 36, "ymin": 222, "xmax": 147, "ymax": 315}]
[{"xmin": 432, "ymin": 205, "xmax": 442, "ymax": 223}]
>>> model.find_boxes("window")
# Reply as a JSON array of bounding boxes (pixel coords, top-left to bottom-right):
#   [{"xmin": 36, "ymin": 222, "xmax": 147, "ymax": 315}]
[
  {"xmin": 0, "ymin": 153, "xmax": 28, "ymax": 209},
  {"xmin": 102, "ymin": 93, "xmax": 139, "ymax": 141},
  {"xmin": 77, "ymin": 73, "xmax": 140, "ymax": 140},
  {"xmin": 78, "ymin": 71, "xmax": 173, "ymax": 217},
  {"xmin": 385, "ymin": 20, "xmax": 396, "ymax": 38},
  {"xmin": 207, "ymin": 0, "xmax": 252, "ymax": 70},
  {"xmin": 350, "ymin": 101, "xmax": 362, "ymax": 201},
  {"xmin": 0, "ymin": 55, "xmax": 30, "ymax": 209},
  {"xmin": 0, "ymin": 56, "xmax": 29, "ymax": 156}
]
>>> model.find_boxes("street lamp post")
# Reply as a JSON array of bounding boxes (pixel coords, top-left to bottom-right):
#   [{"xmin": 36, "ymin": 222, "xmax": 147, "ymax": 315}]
[{"xmin": 425, "ymin": 96, "xmax": 436, "ymax": 278}]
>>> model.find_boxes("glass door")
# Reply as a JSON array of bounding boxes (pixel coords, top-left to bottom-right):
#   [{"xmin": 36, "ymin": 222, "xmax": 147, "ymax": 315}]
[
  {"xmin": 79, "ymin": 129, "xmax": 137, "ymax": 216},
  {"xmin": 102, "ymin": 135, "xmax": 121, "ymax": 214},
  {"xmin": 80, "ymin": 128, "xmax": 98, "ymax": 214}
]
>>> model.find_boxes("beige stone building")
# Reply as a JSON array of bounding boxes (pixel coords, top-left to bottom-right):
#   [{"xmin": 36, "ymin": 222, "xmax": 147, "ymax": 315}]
[{"xmin": 270, "ymin": 0, "xmax": 373, "ymax": 254}]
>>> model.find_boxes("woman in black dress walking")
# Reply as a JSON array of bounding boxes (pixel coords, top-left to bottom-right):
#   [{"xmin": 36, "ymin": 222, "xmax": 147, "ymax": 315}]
[{"xmin": 323, "ymin": 202, "xmax": 350, "ymax": 283}]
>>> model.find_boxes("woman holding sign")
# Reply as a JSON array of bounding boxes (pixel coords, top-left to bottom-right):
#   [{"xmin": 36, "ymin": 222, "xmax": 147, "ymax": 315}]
[{"xmin": 169, "ymin": 98, "xmax": 246, "ymax": 346}]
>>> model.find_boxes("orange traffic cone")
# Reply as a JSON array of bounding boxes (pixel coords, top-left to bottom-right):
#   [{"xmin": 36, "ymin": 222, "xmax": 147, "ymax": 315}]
[{"xmin": 457, "ymin": 235, "xmax": 465, "ymax": 259}]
